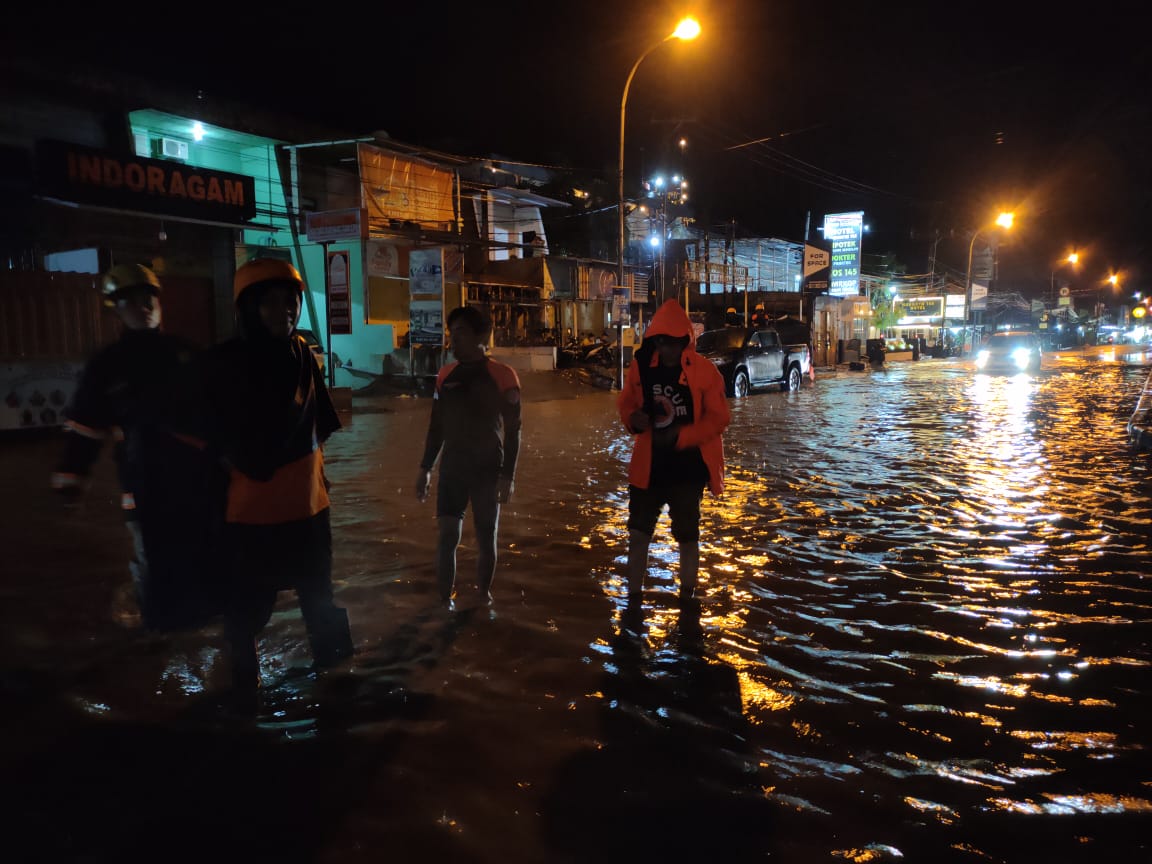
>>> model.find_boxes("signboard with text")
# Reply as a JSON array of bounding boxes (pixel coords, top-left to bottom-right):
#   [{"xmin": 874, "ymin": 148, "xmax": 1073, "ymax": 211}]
[
  {"xmin": 326, "ymin": 249, "xmax": 352, "ymax": 335},
  {"xmin": 824, "ymin": 211, "xmax": 864, "ymax": 297},
  {"xmin": 971, "ymin": 281, "xmax": 988, "ymax": 311},
  {"xmin": 803, "ymin": 244, "xmax": 830, "ymax": 277},
  {"xmin": 409, "ymin": 247, "xmax": 444, "ymax": 346},
  {"xmin": 306, "ymin": 208, "xmax": 367, "ymax": 242}
]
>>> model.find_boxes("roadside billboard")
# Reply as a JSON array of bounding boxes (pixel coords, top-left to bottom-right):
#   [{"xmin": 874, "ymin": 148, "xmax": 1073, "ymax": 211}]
[{"xmin": 824, "ymin": 211, "xmax": 864, "ymax": 298}]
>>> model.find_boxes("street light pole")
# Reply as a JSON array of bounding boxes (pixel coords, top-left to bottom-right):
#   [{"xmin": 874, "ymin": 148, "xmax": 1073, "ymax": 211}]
[
  {"xmin": 962, "ymin": 211, "xmax": 1014, "ymax": 356},
  {"xmin": 617, "ymin": 16, "xmax": 700, "ymax": 389}
]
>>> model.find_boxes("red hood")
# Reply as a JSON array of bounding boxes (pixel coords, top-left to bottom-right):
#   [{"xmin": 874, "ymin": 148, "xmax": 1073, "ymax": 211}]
[{"xmin": 643, "ymin": 299, "xmax": 694, "ymax": 346}]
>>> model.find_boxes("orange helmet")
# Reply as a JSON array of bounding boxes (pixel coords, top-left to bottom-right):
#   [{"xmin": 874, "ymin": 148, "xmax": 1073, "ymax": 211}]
[{"xmin": 233, "ymin": 258, "xmax": 303, "ymax": 303}]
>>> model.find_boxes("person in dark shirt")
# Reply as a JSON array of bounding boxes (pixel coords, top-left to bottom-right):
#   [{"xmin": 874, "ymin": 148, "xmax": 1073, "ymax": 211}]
[
  {"xmin": 194, "ymin": 258, "xmax": 353, "ymax": 700},
  {"xmin": 618, "ymin": 299, "xmax": 730, "ymax": 617},
  {"xmin": 415, "ymin": 306, "xmax": 522, "ymax": 606},
  {"xmin": 51, "ymin": 263, "xmax": 223, "ymax": 632}
]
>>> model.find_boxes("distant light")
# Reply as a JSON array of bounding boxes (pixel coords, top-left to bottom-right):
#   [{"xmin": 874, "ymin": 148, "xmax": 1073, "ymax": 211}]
[
  {"xmin": 191, "ymin": 121, "xmax": 205, "ymax": 142},
  {"xmin": 649, "ymin": 236, "xmax": 661, "ymax": 248},
  {"xmin": 1067, "ymin": 252, "xmax": 1079, "ymax": 264},
  {"xmin": 996, "ymin": 212, "xmax": 1015, "ymax": 229},
  {"xmin": 654, "ymin": 176, "xmax": 664, "ymax": 188},
  {"xmin": 672, "ymin": 175, "xmax": 680, "ymax": 183}
]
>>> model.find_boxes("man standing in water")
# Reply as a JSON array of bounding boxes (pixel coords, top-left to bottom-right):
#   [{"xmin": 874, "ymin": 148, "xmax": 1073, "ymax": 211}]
[
  {"xmin": 618, "ymin": 298, "xmax": 729, "ymax": 614},
  {"xmin": 51, "ymin": 263, "xmax": 223, "ymax": 632},
  {"xmin": 416, "ymin": 306, "xmax": 522, "ymax": 606}
]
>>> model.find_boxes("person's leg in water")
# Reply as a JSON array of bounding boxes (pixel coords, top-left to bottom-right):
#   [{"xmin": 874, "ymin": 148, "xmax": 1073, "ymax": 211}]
[
  {"xmin": 294, "ymin": 512, "xmax": 354, "ymax": 668},
  {"xmin": 668, "ymin": 483, "xmax": 705, "ymax": 603},
  {"xmin": 435, "ymin": 469, "xmax": 470, "ymax": 605},
  {"xmin": 471, "ymin": 474, "xmax": 501, "ymax": 602},
  {"xmin": 222, "ymin": 525, "xmax": 278, "ymax": 698},
  {"xmin": 224, "ymin": 582, "xmax": 276, "ymax": 694},
  {"xmin": 436, "ymin": 516, "xmax": 464, "ymax": 604},
  {"xmin": 625, "ymin": 484, "xmax": 664, "ymax": 599}
]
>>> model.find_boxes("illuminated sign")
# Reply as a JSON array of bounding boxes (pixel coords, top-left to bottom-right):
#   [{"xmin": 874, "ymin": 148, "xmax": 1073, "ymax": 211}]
[
  {"xmin": 896, "ymin": 297, "xmax": 944, "ymax": 320},
  {"xmin": 824, "ymin": 211, "xmax": 863, "ymax": 297},
  {"xmin": 36, "ymin": 139, "xmax": 255, "ymax": 223}
]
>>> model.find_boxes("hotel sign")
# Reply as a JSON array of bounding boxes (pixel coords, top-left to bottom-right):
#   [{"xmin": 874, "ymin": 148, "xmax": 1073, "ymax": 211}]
[
  {"xmin": 36, "ymin": 139, "xmax": 256, "ymax": 224},
  {"xmin": 824, "ymin": 211, "xmax": 864, "ymax": 298}
]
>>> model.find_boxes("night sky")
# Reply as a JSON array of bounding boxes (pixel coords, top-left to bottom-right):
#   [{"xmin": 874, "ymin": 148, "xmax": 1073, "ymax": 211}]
[{"xmin": 7, "ymin": 0, "xmax": 1149, "ymax": 295}]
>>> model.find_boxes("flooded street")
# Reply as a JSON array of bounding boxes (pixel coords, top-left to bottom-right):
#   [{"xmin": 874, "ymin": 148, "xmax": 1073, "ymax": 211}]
[{"xmin": 3, "ymin": 356, "xmax": 1151, "ymax": 862}]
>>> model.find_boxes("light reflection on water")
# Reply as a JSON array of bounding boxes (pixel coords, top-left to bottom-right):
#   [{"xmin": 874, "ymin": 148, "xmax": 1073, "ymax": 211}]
[
  {"xmin": 8, "ymin": 357, "xmax": 1151, "ymax": 861},
  {"xmin": 584, "ymin": 358, "xmax": 1152, "ymax": 858}
]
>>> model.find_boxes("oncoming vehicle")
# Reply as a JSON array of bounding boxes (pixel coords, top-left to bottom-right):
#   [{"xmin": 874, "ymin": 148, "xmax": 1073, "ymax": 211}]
[
  {"xmin": 695, "ymin": 326, "xmax": 811, "ymax": 396},
  {"xmin": 974, "ymin": 330, "xmax": 1041, "ymax": 374}
]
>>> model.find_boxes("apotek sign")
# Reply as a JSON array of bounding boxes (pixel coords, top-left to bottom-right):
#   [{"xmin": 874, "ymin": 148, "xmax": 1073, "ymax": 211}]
[{"xmin": 824, "ymin": 211, "xmax": 864, "ymax": 298}]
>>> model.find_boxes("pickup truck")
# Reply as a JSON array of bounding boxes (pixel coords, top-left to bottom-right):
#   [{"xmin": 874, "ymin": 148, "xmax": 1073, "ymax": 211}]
[{"xmin": 695, "ymin": 326, "xmax": 811, "ymax": 396}]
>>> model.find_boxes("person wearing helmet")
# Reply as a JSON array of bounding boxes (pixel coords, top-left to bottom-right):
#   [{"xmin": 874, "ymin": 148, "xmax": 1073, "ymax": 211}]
[
  {"xmin": 51, "ymin": 263, "xmax": 225, "ymax": 631},
  {"xmin": 192, "ymin": 257, "xmax": 353, "ymax": 700}
]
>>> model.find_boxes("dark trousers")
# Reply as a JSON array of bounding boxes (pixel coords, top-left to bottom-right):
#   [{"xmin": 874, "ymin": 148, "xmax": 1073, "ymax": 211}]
[{"xmin": 223, "ymin": 510, "xmax": 353, "ymax": 690}]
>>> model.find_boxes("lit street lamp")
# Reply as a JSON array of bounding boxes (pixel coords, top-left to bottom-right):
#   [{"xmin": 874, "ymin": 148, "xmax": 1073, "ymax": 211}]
[
  {"xmin": 962, "ymin": 211, "xmax": 1014, "ymax": 354},
  {"xmin": 1050, "ymin": 251, "xmax": 1080, "ymax": 305},
  {"xmin": 616, "ymin": 15, "xmax": 700, "ymax": 388}
]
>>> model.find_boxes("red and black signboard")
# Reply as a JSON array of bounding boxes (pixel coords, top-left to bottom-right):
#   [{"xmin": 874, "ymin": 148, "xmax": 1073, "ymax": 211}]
[{"xmin": 35, "ymin": 139, "xmax": 256, "ymax": 224}]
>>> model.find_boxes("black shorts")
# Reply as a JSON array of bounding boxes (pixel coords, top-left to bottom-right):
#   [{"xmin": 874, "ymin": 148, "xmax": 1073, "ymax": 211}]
[
  {"xmin": 437, "ymin": 468, "xmax": 500, "ymax": 527},
  {"xmin": 627, "ymin": 483, "xmax": 705, "ymax": 543}
]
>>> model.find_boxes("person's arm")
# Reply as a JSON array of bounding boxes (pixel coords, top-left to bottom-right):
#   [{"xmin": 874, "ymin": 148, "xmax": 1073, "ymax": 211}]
[
  {"xmin": 499, "ymin": 384, "xmax": 522, "ymax": 481},
  {"xmin": 51, "ymin": 354, "xmax": 111, "ymax": 496},
  {"xmin": 415, "ymin": 390, "xmax": 444, "ymax": 502},
  {"xmin": 675, "ymin": 359, "xmax": 731, "ymax": 450},
  {"xmin": 617, "ymin": 356, "xmax": 649, "ymax": 433}
]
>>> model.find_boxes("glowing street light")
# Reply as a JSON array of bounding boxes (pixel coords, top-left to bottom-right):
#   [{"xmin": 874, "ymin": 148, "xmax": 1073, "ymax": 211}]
[
  {"xmin": 1050, "ymin": 250, "xmax": 1081, "ymax": 304},
  {"xmin": 963, "ymin": 211, "xmax": 1015, "ymax": 354},
  {"xmin": 616, "ymin": 15, "xmax": 701, "ymax": 388}
]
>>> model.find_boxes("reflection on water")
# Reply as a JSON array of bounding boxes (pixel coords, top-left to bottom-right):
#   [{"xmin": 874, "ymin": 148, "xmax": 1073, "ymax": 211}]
[
  {"xmin": 5, "ymin": 359, "xmax": 1151, "ymax": 861},
  {"xmin": 583, "ymin": 358, "xmax": 1152, "ymax": 860}
]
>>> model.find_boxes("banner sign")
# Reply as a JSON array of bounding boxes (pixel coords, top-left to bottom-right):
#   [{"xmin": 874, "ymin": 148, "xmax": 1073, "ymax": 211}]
[
  {"xmin": 409, "ymin": 248, "xmax": 444, "ymax": 346},
  {"xmin": 612, "ymin": 288, "xmax": 631, "ymax": 326},
  {"xmin": 36, "ymin": 139, "xmax": 256, "ymax": 224},
  {"xmin": 326, "ymin": 249, "xmax": 352, "ymax": 335},
  {"xmin": 803, "ymin": 244, "xmax": 830, "ymax": 277},
  {"xmin": 307, "ymin": 208, "xmax": 366, "ymax": 242},
  {"xmin": 971, "ymin": 281, "xmax": 988, "ymax": 311},
  {"xmin": 824, "ymin": 211, "xmax": 864, "ymax": 297}
]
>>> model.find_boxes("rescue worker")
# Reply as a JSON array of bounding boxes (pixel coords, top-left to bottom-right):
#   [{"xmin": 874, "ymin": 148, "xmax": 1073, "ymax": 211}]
[
  {"xmin": 415, "ymin": 305, "xmax": 522, "ymax": 606},
  {"xmin": 51, "ymin": 263, "xmax": 224, "ymax": 631},
  {"xmin": 194, "ymin": 258, "xmax": 354, "ymax": 698},
  {"xmin": 617, "ymin": 298, "xmax": 730, "ymax": 618},
  {"xmin": 750, "ymin": 302, "xmax": 767, "ymax": 330}
]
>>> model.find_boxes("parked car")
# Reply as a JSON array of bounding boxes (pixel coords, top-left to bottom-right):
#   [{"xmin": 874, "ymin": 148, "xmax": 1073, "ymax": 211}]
[
  {"xmin": 695, "ymin": 326, "xmax": 811, "ymax": 396},
  {"xmin": 974, "ymin": 330, "xmax": 1042, "ymax": 374}
]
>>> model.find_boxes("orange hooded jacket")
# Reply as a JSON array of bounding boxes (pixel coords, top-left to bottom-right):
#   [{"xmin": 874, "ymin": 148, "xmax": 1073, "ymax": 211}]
[{"xmin": 617, "ymin": 299, "xmax": 730, "ymax": 496}]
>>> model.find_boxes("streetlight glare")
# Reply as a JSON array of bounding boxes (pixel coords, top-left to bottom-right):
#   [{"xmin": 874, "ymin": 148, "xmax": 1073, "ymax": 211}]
[
  {"xmin": 672, "ymin": 17, "xmax": 701, "ymax": 40},
  {"xmin": 1067, "ymin": 252, "xmax": 1079, "ymax": 264},
  {"xmin": 996, "ymin": 212, "xmax": 1015, "ymax": 229}
]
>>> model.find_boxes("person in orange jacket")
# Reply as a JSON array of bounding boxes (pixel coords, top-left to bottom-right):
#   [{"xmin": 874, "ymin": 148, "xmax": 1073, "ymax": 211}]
[{"xmin": 617, "ymin": 299, "xmax": 730, "ymax": 613}]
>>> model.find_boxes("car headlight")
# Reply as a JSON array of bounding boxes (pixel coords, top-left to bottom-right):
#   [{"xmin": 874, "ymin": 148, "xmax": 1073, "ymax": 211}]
[
  {"xmin": 975, "ymin": 350, "xmax": 989, "ymax": 369},
  {"xmin": 1012, "ymin": 348, "xmax": 1032, "ymax": 369}
]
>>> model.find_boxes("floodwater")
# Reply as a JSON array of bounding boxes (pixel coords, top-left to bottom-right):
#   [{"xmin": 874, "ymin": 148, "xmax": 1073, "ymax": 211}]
[{"xmin": 3, "ymin": 354, "xmax": 1150, "ymax": 863}]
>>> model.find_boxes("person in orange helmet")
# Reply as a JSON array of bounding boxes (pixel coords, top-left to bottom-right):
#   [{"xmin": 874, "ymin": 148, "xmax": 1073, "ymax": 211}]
[{"xmin": 193, "ymin": 257, "xmax": 353, "ymax": 703}]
